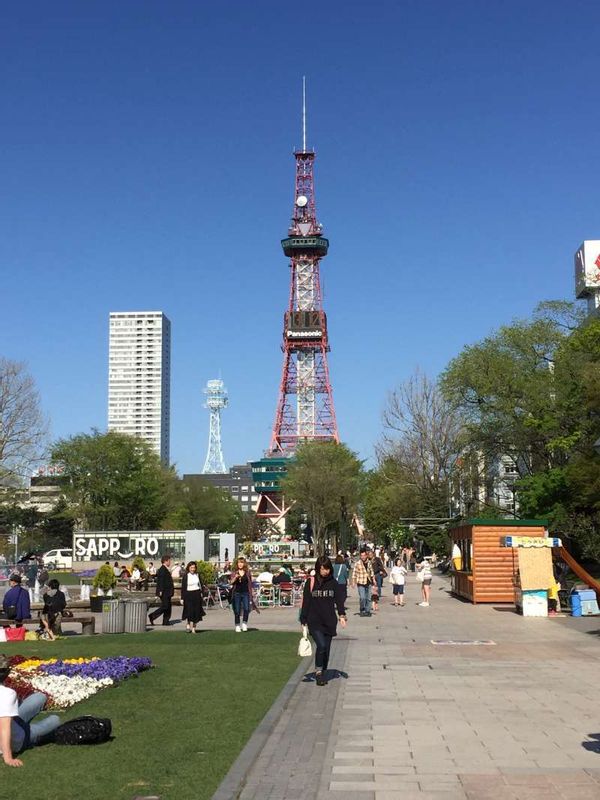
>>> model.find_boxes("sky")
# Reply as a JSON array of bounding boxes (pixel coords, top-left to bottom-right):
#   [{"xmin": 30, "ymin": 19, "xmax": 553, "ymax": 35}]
[{"xmin": 2, "ymin": 1, "xmax": 600, "ymax": 475}]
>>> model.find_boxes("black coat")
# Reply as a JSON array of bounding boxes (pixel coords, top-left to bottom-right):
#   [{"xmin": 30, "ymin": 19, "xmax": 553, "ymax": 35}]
[
  {"xmin": 181, "ymin": 572, "xmax": 205, "ymax": 620},
  {"xmin": 300, "ymin": 575, "xmax": 346, "ymax": 636},
  {"xmin": 42, "ymin": 590, "xmax": 67, "ymax": 619},
  {"xmin": 155, "ymin": 565, "xmax": 174, "ymax": 597}
]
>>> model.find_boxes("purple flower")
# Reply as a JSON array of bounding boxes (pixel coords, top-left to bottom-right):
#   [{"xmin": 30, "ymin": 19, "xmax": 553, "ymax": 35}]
[{"xmin": 40, "ymin": 657, "xmax": 152, "ymax": 683}]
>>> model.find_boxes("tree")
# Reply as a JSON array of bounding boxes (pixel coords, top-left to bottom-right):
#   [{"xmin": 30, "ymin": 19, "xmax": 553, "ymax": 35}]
[
  {"xmin": 363, "ymin": 459, "xmax": 420, "ymax": 541},
  {"xmin": 50, "ymin": 429, "xmax": 174, "ymax": 530},
  {"xmin": 381, "ymin": 369, "xmax": 464, "ymax": 489},
  {"xmin": 282, "ymin": 441, "xmax": 363, "ymax": 555},
  {"xmin": 440, "ymin": 304, "xmax": 577, "ymax": 476},
  {"xmin": 377, "ymin": 370, "xmax": 463, "ymax": 549},
  {"xmin": 0, "ymin": 358, "xmax": 47, "ymax": 484},
  {"xmin": 165, "ymin": 481, "xmax": 241, "ymax": 533}
]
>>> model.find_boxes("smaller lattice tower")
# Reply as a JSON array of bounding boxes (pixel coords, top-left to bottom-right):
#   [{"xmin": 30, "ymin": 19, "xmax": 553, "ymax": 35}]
[{"xmin": 201, "ymin": 379, "xmax": 228, "ymax": 474}]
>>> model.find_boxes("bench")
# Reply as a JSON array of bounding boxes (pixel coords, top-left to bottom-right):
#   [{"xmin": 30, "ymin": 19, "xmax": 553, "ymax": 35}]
[{"xmin": 0, "ymin": 615, "xmax": 96, "ymax": 636}]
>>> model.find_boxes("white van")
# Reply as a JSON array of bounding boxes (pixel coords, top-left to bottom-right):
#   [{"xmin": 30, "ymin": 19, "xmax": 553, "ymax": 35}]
[{"xmin": 43, "ymin": 548, "xmax": 73, "ymax": 570}]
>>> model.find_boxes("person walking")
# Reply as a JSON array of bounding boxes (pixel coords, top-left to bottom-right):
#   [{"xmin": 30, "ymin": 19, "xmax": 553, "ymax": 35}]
[
  {"xmin": 416, "ymin": 558, "xmax": 432, "ymax": 607},
  {"xmin": 371, "ymin": 550, "xmax": 387, "ymax": 598},
  {"xmin": 148, "ymin": 555, "xmax": 175, "ymax": 626},
  {"xmin": 332, "ymin": 554, "xmax": 349, "ymax": 603},
  {"xmin": 351, "ymin": 548, "xmax": 374, "ymax": 617},
  {"xmin": 181, "ymin": 561, "xmax": 205, "ymax": 633},
  {"xmin": 390, "ymin": 558, "xmax": 407, "ymax": 607},
  {"xmin": 300, "ymin": 556, "xmax": 347, "ymax": 686},
  {"xmin": 229, "ymin": 557, "xmax": 254, "ymax": 632}
]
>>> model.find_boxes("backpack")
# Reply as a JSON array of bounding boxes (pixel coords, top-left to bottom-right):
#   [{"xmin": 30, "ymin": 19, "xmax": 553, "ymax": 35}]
[{"xmin": 54, "ymin": 716, "xmax": 112, "ymax": 745}]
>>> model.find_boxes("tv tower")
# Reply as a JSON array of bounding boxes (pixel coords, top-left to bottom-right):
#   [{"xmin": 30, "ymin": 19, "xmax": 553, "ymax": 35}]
[
  {"xmin": 252, "ymin": 80, "xmax": 339, "ymax": 529},
  {"xmin": 202, "ymin": 379, "xmax": 228, "ymax": 474},
  {"xmin": 270, "ymin": 79, "xmax": 339, "ymax": 453}
]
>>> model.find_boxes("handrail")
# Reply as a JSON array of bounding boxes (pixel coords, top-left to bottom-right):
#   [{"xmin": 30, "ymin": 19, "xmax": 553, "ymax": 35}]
[{"xmin": 554, "ymin": 546, "xmax": 600, "ymax": 596}]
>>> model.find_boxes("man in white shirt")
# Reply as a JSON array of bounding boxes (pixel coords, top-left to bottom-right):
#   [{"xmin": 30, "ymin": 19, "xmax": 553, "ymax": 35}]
[
  {"xmin": 257, "ymin": 568, "xmax": 274, "ymax": 583},
  {"xmin": 0, "ymin": 655, "xmax": 60, "ymax": 767}
]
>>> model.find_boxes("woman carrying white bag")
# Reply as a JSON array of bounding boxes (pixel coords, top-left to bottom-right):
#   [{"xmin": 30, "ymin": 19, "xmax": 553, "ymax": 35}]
[{"xmin": 299, "ymin": 556, "xmax": 347, "ymax": 686}]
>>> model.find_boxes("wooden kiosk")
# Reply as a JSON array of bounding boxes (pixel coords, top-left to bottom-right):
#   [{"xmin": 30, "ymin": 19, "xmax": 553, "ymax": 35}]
[{"xmin": 449, "ymin": 519, "xmax": 548, "ymax": 604}]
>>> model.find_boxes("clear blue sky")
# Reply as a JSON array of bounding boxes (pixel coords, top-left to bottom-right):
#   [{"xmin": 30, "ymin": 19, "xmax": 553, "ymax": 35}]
[{"xmin": 2, "ymin": 1, "xmax": 599, "ymax": 474}]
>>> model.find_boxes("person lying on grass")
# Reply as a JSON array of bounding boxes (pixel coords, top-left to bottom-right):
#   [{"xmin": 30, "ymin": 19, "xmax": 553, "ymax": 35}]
[{"xmin": 0, "ymin": 654, "xmax": 60, "ymax": 767}]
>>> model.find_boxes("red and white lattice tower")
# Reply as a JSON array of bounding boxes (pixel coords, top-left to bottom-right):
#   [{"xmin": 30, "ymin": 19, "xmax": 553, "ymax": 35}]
[{"xmin": 269, "ymin": 88, "xmax": 339, "ymax": 454}]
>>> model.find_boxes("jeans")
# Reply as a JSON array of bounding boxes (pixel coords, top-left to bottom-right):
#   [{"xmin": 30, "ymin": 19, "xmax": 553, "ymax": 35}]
[
  {"xmin": 357, "ymin": 584, "xmax": 371, "ymax": 615},
  {"xmin": 232, "ymin": 592, "xmax": 250, "ymax": 624},
  {"xmin": 11, "ymin": 692, "xmax": 61, "ymax": 754},
  {"xmin": 310, "ymin": 627, "xmax": 332, "ymax": 672},
  {"xmin": 375, "ymin": 573, "xmax": 384, "ymax": 595}
]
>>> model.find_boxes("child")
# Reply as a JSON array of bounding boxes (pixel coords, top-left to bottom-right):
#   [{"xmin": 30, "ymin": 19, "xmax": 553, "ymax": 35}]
[
  {"xmin": 390, "ymin": 557, "xmax": 407, "ymax": 606},
  {"xmin": 548, "ymin": 580, "xmax": 560, "ymax": 616},
  {"xmin": 371, "ymin": 582, "xmax": 379, "ymax": 612}
]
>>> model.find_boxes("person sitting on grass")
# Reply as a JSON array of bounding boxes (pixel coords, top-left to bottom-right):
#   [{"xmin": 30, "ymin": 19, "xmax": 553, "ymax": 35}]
[
  {"xmin": 39, "ymin": 579, "xmax": 67, "ymax": 640},
  {"xmin": 0, "ymin": 654, "xmax": 61, "ymax": 767}
]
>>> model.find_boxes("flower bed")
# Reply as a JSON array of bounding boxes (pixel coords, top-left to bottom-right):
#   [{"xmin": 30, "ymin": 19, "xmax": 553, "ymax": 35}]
[{"xmin": 6, "ymin": 655, "xmax": 152, "ymax": 709}]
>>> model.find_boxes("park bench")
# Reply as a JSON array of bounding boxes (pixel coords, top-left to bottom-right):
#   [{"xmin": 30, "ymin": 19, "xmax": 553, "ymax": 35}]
[{"xmin": 0, "ymin": 615, "xmax": 96, "ymax": 636}]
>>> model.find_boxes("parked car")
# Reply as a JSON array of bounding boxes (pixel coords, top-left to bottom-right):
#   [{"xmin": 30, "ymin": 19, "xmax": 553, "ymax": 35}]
[{"xmin": 43, "ymin": 548, "xmax": 73, "ymax": 570}]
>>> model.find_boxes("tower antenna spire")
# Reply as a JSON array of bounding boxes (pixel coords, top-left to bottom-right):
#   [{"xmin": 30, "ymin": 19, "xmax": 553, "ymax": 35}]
[{"xmin": 302, "ymin": 76, "xmax": 306, "ymax": 152}]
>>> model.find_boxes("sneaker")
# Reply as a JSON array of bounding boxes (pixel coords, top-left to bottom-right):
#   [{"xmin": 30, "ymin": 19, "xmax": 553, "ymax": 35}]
[
  {"xmin": 418, "ymin": 602, "xmax": 429, "ymax": 607},
  {"xmin": 235, "ymin": 625, "xmax": 241, "ymax": 633},
  {"xmin": 241, "ymin": 622, "xmax": 248, "ymax": 632}
]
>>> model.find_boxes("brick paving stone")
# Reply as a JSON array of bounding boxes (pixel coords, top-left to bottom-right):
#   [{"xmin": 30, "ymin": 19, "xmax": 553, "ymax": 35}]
[{"xmin": 212, "ymin": 578, "xmax": 600, "ymax": 800}]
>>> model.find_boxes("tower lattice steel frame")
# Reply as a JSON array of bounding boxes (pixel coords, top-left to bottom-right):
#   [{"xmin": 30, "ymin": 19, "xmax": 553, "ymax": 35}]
[
  {"xmin": 269, "ymin": 137, "xmax": 339, "ymax": 453},
  {"xmin": 202, "ymin": 379, "xmax": 228, "ymax": 474}
]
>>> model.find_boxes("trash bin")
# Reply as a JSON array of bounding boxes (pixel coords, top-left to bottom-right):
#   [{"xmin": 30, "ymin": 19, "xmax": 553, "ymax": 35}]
[
  {"xmin": 571, "ymin": 591, "xmax": 582, "ymax": 617},
  {"xmin": 102, "ymin": 599, "xmax": 126, "ymax": 633},
  {"xmin": 124, "ymin": 598, "xmax": 148, "ymax": 633}
]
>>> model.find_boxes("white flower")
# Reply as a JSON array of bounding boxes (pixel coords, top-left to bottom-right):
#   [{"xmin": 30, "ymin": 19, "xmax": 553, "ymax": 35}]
[{"xmin": 30, "ymin": 674, "xmax": 114, "ymax": 708}]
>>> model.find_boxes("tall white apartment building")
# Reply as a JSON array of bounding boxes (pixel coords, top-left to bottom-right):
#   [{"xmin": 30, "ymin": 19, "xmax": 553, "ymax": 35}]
[{"xmin": 108, "ymin": 311, "xmax": 171, "ymax": 464}]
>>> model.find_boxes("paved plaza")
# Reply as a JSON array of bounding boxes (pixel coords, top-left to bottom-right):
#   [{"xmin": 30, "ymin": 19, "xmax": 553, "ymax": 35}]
[
  {"xmin": 57, "ymin": 577, "xmax": 600, "ymax": 799},
  {"xmin": 209, "ymin": 575, "xmax": 600, "ymax": 800}
]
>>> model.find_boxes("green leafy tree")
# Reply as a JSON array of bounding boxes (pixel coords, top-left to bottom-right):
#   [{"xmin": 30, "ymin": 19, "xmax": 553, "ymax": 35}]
[
  {"xmin": 440, "ymin": 304, "xmax": 579, "ymax": 475},
  {"xmin": 282, "ymin": 441, "xmax": 363, "ymax": 555},
  {"xmin": 363, "ymin": 459, "xmax": 420, "ymax": 540},
  {"xmin": 165, "ymin": 481, "xmax": 241, "ymax": 533},
  {"xmin": 50, "ymin": 429, "xmax": 175, "ymax": 530}
]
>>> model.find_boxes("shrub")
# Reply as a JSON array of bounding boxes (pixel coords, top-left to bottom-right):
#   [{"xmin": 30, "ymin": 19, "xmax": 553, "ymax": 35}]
[
  {"xmin": 132, "ymin": 556, "xmax": 146, "ymax": 572},
  {"xmin": 93, "ymin": 564, "xmax": 117, "ymax": 593},
  {"xmin": 196, "ymin": 560, "xmax": 216, "ymax": 586}
]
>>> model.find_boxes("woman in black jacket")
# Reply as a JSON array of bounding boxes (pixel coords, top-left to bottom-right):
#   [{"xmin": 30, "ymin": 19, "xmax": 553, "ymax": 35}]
[
  {"xmin": 40, "ymin": 579, "xmax": 67, "ymax": 639},
  {"xmin": 181, "ymin": 561, "xmax": 205, "ymax": 633},
  {"xmin": 300, "ymin": 556, "xmax": 347, "ymax": 686}
]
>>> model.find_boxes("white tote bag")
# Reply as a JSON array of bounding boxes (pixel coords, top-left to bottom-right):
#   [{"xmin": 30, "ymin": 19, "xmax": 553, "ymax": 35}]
[{"xmin": 297, "ymin": 625, "xmax": 313, "ymax": 657}]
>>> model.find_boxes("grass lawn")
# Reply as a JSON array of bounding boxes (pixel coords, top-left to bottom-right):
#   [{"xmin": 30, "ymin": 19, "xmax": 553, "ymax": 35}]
[{"xmin": 5, "ymin": 630, "xmax": 300, "ymax": 799}]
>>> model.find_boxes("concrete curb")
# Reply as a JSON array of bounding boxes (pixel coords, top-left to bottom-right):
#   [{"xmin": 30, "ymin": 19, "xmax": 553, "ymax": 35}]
[{"xmin": 211, "ymin": 654, "xmax": 311, "ymax": 800}]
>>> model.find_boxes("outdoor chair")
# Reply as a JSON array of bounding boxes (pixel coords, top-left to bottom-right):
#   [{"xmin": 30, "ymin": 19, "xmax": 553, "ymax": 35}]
[
  {"xmin": 258, "ymin": 584, "xmax": 276, "ymax": 607},
  {"xmin": 277, "ymin": 582, "xmax": 294, "ymax": 606}
]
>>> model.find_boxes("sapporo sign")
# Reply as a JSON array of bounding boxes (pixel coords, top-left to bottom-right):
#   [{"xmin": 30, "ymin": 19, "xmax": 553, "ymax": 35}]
[{"xmin": 74, "ymin": 534, "xmax": 161, "ymax": 561}]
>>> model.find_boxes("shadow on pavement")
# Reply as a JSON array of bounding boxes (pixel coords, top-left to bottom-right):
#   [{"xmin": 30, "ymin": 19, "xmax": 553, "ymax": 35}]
[{"xmin": 302, "ymin": 669, "xmax": 348, "ymax": 683}]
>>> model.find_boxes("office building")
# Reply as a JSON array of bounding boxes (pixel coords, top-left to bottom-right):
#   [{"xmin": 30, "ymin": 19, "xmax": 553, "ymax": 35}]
[
  {"xmin": 108, "ymin": 311, "xmax": 171, "ymax": 463},
  {"xmin": 183, "ymin": 464, "xmax": 260, "ymax": 514}
]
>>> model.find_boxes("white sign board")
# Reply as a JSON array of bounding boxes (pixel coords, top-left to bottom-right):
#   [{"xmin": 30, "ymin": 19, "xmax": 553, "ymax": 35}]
[
  {"xmin": 74, "ymin": 535, "xmax": 160, "ymax": 560},
  {"xmin": 575, "ymin": 240, "xmax": 600, "ymax": 298}
]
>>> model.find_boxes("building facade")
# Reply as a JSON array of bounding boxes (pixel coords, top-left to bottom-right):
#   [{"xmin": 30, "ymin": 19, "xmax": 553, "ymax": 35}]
[
  {"xmin": 108, "ymin": 311, "xmax": 171, "ymax": 463},
  {"xmin": 183, "ymin": 464, "xmax": 260, "ymax": 514}
]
